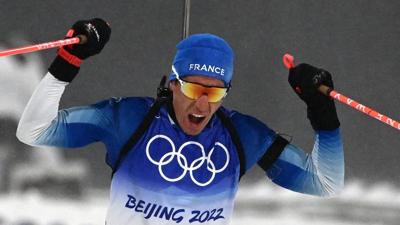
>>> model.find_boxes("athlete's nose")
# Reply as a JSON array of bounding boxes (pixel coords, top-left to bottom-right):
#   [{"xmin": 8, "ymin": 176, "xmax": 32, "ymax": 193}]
[{"xmin": 194, "ymin": 94, "xmax": 209, "ymax": 112}]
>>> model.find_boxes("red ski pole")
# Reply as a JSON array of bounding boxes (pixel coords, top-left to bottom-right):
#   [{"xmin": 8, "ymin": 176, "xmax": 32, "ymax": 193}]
[
  {"xmin": 283, "ymin": 53, "xmax": 400, "ymax": 131},
  {"xmin": 0, "ymin": 35, "xmax": 87, "ymax": 57}
]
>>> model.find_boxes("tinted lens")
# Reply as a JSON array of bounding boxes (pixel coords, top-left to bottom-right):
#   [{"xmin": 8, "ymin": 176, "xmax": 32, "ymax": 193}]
[
  {"xmin": 204, "ymin": 86, "xmax": 228, "ymax": 102},
  {"xmin": 180, "ymin": 81, "xmax": 227, "ymax": 103}
]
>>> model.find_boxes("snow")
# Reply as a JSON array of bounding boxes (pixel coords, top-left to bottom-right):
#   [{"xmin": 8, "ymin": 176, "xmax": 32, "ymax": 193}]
[{"xmin": 1, "ymin": 180, "xmax": 400, "ymax": 225}]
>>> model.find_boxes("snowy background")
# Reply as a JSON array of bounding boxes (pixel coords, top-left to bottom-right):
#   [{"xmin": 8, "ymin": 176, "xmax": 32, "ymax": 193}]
[
  {"xmin": 1, "ymin": 0, "xmax": 400, "ymax": 224},
  {"xmin": 1, "ymin": 181, "xmax": 400, "ymax": 225}
]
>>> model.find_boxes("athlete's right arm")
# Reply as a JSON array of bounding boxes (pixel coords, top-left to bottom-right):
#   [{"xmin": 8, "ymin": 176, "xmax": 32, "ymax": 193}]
[
  {"xmin": 16, "ymin": 73, "xmax": 113, "ymax": 147},
  {"xmin": 17, "ymin": 18, "xmax": 112, "ymax": 147}
]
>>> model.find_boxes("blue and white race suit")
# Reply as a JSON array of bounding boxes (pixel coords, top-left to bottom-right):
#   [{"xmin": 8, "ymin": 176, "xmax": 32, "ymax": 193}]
[{"xmin": 17, "ymin": 73, "xmax": 344, "ymax": 225}]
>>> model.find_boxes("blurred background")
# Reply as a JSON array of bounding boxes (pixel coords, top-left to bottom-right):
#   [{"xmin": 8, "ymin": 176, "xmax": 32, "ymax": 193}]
[{"xmin": 0, "ymin": 0, "xmax": 400, "ymax": 224}]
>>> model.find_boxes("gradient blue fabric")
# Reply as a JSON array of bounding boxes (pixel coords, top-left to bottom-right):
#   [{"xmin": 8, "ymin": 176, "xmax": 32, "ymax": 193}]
[{"xmin": 30, "ymin": 96, "xmax": 344, "ymax": 224}]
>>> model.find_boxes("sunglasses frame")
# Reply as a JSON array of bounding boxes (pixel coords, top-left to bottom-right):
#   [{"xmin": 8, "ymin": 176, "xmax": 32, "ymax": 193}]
[
  {"xmin": 175, "ymin": 75, "xmax": 231, "ymax": 103},
  {"xmin": 172, "ymin": 65, "xmax": 231, "ymax": 103}
]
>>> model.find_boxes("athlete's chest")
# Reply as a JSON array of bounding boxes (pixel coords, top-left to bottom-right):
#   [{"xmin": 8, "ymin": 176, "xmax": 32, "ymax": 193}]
[{"xmin": 116, "ymin": 110, "xmax": 241, "ymax": 194}]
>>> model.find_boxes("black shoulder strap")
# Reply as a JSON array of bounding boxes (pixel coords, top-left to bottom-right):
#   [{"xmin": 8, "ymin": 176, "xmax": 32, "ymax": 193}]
[
  {"xmin": 112, "ymin": 76, "xmax": 171, "ymax": 176},
  {"xmin": 216, "ymin": 109, "xmax": 246, "ymax": 180},
  {"xmin": 112, "ymin": 98, "xmax": 166, "ymax": 175},
  {"xmin": 257, "ymin": 135, "xmax": 289, "ymax": 171}
]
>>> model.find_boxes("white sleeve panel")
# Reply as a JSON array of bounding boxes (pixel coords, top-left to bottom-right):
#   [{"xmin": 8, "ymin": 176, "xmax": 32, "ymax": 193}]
[{"xmin": 16, "ymin": 72, "xmax": 69, "ymax": 146}]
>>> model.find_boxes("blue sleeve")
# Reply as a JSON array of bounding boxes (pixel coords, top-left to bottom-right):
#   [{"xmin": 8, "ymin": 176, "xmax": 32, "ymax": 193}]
[
  {"xmin": 35, "ymin": 98, "xmax": 118, "ymax": 148},
  {"xmin": 35, "ymin": 97, "xmax": 153, "ymax": 167},
  {"xmin": 267, "ymin": 129, "xmax": 344, "ymax": 196},
  {"xmin": 231, "ymin": 110, "xmax": 344, "ymax": 197}
]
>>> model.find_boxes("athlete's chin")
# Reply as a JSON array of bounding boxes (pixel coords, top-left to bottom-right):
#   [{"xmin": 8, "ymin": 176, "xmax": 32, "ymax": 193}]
[
  {"xmin": 183, "ymin": 126, "xmax": 204, "ymax": 136},
  {"xmin": 182, "ymin": 121, "xmax": 207, "ymax": 136}
]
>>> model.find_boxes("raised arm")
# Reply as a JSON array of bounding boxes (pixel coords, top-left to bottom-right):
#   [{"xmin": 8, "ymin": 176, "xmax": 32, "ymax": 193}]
[
  {"xmin": 266, "ymin": 63, "xmax": 344, "ymax": 196},
  {"xmin": 234, "ymin": 63, "xmax": 344, "ymax": 197},
  {"xmin": 232, "ymin": 113, "xmax": 344, "ymax": 197},
  {"xmin": 16, "ymin": 72, "xmax": 114, "ymax": 147},
  {"xmin": 17, "ymin": 18, "xmax": 112, "ymax": 148},
  {"xmin": 266, "ymin": 129, "xmax": 344, "ymax": 196}
]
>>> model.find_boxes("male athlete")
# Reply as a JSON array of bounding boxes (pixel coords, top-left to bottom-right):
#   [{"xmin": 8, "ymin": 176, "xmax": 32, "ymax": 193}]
[{"xmin": 17, "ymin": 18, "xmax": 344, "ymax": 225}]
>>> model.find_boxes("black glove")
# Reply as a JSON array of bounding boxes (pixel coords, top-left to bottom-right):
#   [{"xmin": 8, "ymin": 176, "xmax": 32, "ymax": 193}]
[
  {"xmin": 49, "ymin": 18, "xmax": 111, "ymax": 82},
  {"xmin": 288, "ymin": 63, "xmax": 340, "ymax": 130}
]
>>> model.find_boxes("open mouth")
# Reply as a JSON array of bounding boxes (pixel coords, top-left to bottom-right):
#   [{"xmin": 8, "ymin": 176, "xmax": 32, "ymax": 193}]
[{"xmin": 188, "ymin": 113, "xmax": 206, "ymax": 125}]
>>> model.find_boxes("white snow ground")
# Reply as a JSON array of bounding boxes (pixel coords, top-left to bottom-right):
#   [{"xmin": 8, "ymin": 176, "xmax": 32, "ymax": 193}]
[{"xmin": 1, "ymin": 180, "xmax": 400, "ymax": 225}]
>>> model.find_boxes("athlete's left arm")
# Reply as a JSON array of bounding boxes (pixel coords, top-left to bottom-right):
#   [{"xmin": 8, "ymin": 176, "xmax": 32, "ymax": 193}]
[
  {"xmin": 268, "ymin": 63, "xmax": 345, "ymax": 196},
  {"xmin": 266, "ymin": 129, "xmax": 344, "ymax": 197},
  {"xmin": 231, "ymin": 112, "xmax": 344, "ymax": 197}
]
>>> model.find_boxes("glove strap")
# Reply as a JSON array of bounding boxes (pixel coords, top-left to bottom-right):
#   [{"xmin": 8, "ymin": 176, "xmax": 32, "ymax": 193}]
[{"xmin": 57, "ymin": 46, "xmax": 83, "ymax": 67}]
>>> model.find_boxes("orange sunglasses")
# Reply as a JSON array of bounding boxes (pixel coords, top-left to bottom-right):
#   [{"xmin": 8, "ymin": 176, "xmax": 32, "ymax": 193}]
[{"xmin": 172, "ymin": 66, "xmax": 230, "ymax": 103}]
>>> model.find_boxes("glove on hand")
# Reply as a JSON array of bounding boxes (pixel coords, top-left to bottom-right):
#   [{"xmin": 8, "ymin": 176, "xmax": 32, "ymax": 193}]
[
  {"xmin": 288, "ymin": 63, "xmax": 340, "ymax": 131},
  {"xmin": 49, "ymin": 18, "xmax": 111, "ymax": 82}
]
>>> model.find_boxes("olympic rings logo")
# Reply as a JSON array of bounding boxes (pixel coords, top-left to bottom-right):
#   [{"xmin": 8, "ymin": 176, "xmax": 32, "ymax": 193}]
[{"xmin": 145, "ymin": 135, "xmax": 230, "ymax": 187}]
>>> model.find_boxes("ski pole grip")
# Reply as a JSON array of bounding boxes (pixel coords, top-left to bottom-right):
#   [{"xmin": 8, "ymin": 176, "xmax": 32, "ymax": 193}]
[
  {"xmin": 77, "ymin": 35, "xmax": 88, "ymax": 44},
  {"xmin": 318, "ymin": 84, "xmax": 332, "ymax": 96},
  {"xmin": 281, "ymin": 54, "xmax": 400, "ymax": 131},
  {"xmin": 282, "ymin": 53, "xmax": 331, "ymax": 96}
]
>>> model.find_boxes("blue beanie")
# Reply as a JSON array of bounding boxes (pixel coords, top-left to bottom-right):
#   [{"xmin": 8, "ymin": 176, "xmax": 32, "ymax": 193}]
[{"xmin": 170, "ymin": 33, "xmax": 234, "ymax": 86}]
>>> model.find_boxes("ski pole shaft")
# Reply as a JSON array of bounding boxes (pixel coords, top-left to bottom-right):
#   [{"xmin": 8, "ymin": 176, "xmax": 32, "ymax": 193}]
[
  {"xmin": 0, "ymin": 35, "xmax": 87, "ymax": 57},
  {"xmin": 283, "ymin": 53, "xmax": 400, "ymax": 131},
  {"xmin": 182, "ymin": 0, "xmax": 191, "ymax": 39}
]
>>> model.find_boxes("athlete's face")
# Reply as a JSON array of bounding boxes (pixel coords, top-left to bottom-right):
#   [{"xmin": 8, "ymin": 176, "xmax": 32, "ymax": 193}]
[{"xmin": 169, "ymin": 75, "xmax": 225, "ymax": 136}]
